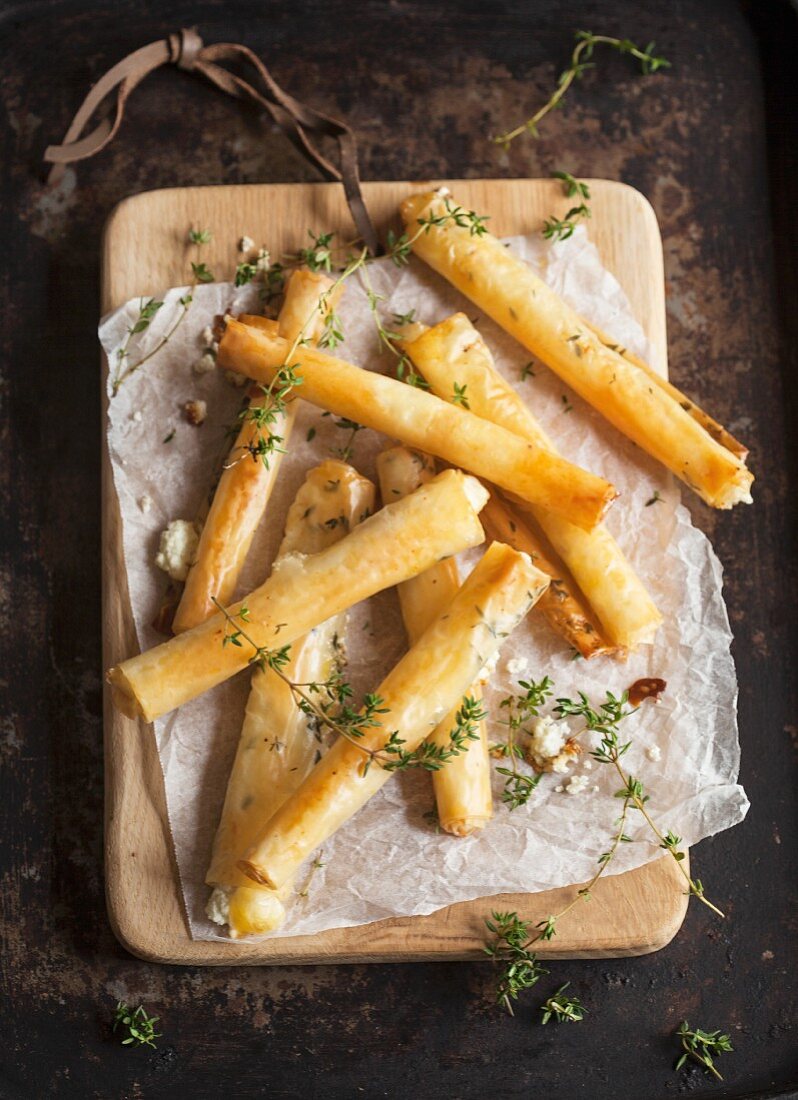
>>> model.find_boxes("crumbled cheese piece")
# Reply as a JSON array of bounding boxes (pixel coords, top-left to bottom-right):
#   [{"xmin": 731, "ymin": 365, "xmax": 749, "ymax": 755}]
[
  {"xmin": 554, "ymin": 784, "xmax": 564, "ymax": 793},
  {"xmin": 526, "ymin": 714, "xmax": 579, "ymax": 774},
  {"xmin": 224, "ymin": 369, "xmax": 248, "ymax": 387},
  {"xmin": 646, "ymin": 745, "xmax": 662, "ymax": 762},
  {"xmin": 155, "ymin": 519, "xmax": 199, "ymax": 582},
  {"xmin": 238, "ymin": 235, "xmax": 255, "ymax": 253},
  {"xmin": 506, "ymin": 656, "xmax": 530, "ymax": 676},
  {"xmin": 477, "ymin": 651, "xmax": 499, "ymax": 684},
  {"xmin": 138, "ymin": 494, "xmax": 152, "ymax": 514},
  {"xmin": 184, "ymin": 399, "xmax": 207, "ymax": 426},
  {"xmin": 530, "ymin": 715, "xmax": 569, "ymax": 760},
  {"xmin": 582, "ymin": 759, "xmax": 593, "ymax": 771},
  {"xmin": 193, "ymin": 351, "xmax": 216, "ymax": 375},
  {"xmin": 206, "ymin": 886, "xmax": 231, "ymax": 927},
  {"xmin": 565, "ymin": 774, "xmax": 590, "ymax": 795},
  {"xmin": 551, "ymin": 753, "xmax": 575, "ymax": 775},
  {"xmin": 201, "ymin": 325, "xmax": 216, "ymax": 347},
  {"xmin": 255, "ymin": 247, "xmax": 271, "ymax": 273},
  {"xmin": 130, "ymin": 409, "xmax": 143, "ymax": 423}
]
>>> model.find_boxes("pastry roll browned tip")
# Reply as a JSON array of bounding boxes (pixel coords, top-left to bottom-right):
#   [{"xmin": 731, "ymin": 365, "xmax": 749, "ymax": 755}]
[{"xmin": 482, "ymin": 491, "xmax": 624, "ymax": 661}]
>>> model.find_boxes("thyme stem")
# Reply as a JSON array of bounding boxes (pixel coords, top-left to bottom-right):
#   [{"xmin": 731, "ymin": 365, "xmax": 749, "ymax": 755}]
[
  {"xmin": 210, "ymin": 598, "xmax": 481, "ymax": 774},
  {"xmin": 493, "ymin": 31, "xmax": 669, "ymax": 148},
  {"xmin": 609, "ymin": 755, "xmax": 725, "ymax": 917}
]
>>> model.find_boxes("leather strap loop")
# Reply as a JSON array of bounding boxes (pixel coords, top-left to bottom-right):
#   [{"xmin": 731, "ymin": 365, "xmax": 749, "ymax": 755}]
[{"xmin": 44, "ymin": 29, "xmax": 378, "ymax": 253}]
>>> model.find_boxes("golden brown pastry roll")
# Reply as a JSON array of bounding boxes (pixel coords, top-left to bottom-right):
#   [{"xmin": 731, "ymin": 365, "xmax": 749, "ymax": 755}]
[
  {"xmin": 107, "ymin": 469, "xmax": 489, "ymax": 721},
  {"xmin": 217, "ymin": 317, "xmax": 618, "ymax": 532},
  {"xmin": 399, "ymin": 189, "xmax": 753, "ymax": 510}
]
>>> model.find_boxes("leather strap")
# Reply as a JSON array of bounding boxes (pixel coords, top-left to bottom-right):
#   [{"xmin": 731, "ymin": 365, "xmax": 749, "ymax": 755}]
[{"xmin": 44, "ymin": 28, "xmax": 378, "ymax": 254}]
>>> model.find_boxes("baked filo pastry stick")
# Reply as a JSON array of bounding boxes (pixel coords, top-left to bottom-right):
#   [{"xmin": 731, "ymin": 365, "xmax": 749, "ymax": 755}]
[
  {"xmin": 217, "ymin": 317, "xmax": 617, "ymax": 532},
  {"xmin": 172, "ymin": 270, "xmax": 343, "ymax": 633},
  {"xmin": 238, "ymin": 541, "xmax": 550, "ymax": 891},
  {"xmin": 399, "ymin": 189, "xmax": 753, "ymax": 509},
  {"xmin": 405, "ymin": 313, "xmax": 660, "ymax": 650},
  {"xmin": 376, "ymin": 446, "xmax": 493, "ymax": 837},
  {"xmin": 206, "ymin": 460, "xmax": 375, "ymax": 938},
  {"xmin": 107, "ymin": 468, "xmax": 489, "ymax": 722}
]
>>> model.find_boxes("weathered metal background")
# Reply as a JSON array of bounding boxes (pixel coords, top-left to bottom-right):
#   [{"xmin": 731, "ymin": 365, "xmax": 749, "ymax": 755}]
[{"xmin": 1, "ymin": 0, "xmax": 796, "ymax": 1096}]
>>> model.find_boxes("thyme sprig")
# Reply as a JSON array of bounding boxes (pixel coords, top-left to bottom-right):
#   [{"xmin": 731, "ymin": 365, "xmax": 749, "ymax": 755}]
[
  {"xmin": 359, "ymin": 266, "xmax": 430, "ymax": 387},
  {"xmin": 484, "ymin": 912, "xmax": 548, "ymax": 1013},
  {"xmin": 485, "ymin": 785, "xmax": 633, "ymax": 1014},
  {"xmin": 230, "ymin": 248, "xmax": 370, "ymax": 468},
  {"xmin": 540, "ymin": 983, "xmax": 586, "ymax": 1024},
  {"xmin": 388, "ymin": 198, "xmax": 489, "ymax": 266},
  {"xmin": 297, "ymin": 852, "xmax": 326, "ymax": 898},
  {"xmin": 542, "ymin": 171, "xmax": 591, "ymax": 242},
  {"xmin": 331, "ymin": 417, "xmax": 365, "ymax": 462},
  {"xmin": 493, "ymin": 30, "xmax": 669, "ymax": 148},
  {"xmin": 111, "ymin": 228, "xmax": 212, "ymax": 395},
  {"xmin": 295, "ymin": 230, "xmax": 336, "ymax": 272},
  {"xmin": 225, "ymin": 363, "xmax": 303, "ymax": 470},
  {"xmin": 380, "ymin": 695, "xmax": 485, "ymax": 772},
  {"xmin": 112, "ymin": 1001, "xmax": 161, "ymax": 1049},
  {"xmin": 494, "ymin": 677, "xmax": 553, "ymax": 809},
  {"xmin": 212, "ymin": 600, "xmax": 482, "ymax": 774},
  {"xmin": 111, "ymin": 293, "xmax": 192, "ymax": 396},
  {"xmin": 554, "ymin": 690, "xmax": 724, "ymax": 916},
  {"xmin": 675, "ymin": 1021, "xmax": 733, "ymax": 1081},
  {"xmin": 485, "ymin": 682, "xmax": 723, "ymax": 1015},
  {"xmin": 451, "ymin": 382, "xmax": 470, "ymax": 408}
]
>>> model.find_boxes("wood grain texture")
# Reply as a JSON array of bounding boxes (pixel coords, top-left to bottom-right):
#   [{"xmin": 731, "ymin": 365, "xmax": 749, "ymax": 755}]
[{"xmin": 102, "ymin": 178, "xmax": 686, "ymax": 965}]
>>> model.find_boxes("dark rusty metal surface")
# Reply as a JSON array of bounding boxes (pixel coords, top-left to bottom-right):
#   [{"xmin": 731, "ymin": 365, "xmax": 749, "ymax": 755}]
[{"xmin": 1, "ymin": 0, "xmax": 797, "ymax": 1096}]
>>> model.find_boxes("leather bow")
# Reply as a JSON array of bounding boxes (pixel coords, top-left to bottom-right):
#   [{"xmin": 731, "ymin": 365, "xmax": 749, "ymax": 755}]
[{"xmin": 44, "ymin": 28, "xmax": 378, "ymax": 254}]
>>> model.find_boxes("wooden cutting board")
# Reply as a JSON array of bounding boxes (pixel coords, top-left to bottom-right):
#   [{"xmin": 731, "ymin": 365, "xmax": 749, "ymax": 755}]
[{"xmin": 102, "ymin": 178, "xmax": 687, "ymax": 965}]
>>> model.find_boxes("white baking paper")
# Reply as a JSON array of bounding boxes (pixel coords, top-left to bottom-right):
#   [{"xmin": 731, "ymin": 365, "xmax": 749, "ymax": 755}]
[{"xmin": 99, "ymin": 227, "xmax": 749, "ymax": 941}]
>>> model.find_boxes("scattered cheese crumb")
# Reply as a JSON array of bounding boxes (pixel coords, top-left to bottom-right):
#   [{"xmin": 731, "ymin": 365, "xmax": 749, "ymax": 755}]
[
  {"xmin": 565, "ymin": 774, "xmax": 590, "ymax": 795},
  {"xmin": 193, "ymin": 351, "xmax": 216, "ymax": 375},
  {"xmin": 238, "ymin": 235, "xmax": 255, "ymax": 253},
  {"xmin": 646, "ymin": 745, "xmax": 662, "ymax": 762},
  {"xmin": 554, "ymin": 785, "xmax": 564, "ymax": 793},
  {"xmin": 506, "ymin": 656, "xmax": 530, "ymax": 676},
  {"xmin": 201, "ymin": 325, "xmax": 216, "ymax": 347},
  {"xmin": 224, "ymin": 369, "xmax": 248, "ymax": 388},
  {"xmin": 582, "ymin": 759, "xmax": 593, "ymax": 770},
  {"xmin": 155, "ymin": 519, "xmax": 199, "ymax": 582},
  {"xmin": 184, "ymin": 399, "xmax": 207, "ymax": 426},
  {"xmin": 138, "ymin": 494, "xmax": 152, "ymax": 514},
  {"xmin": 255, "ymin": 247, "xmax": 271, "ymax": 273},
  {"xmin": 131, "ymin": 409, "xmax": 143, "ymax": 423}
]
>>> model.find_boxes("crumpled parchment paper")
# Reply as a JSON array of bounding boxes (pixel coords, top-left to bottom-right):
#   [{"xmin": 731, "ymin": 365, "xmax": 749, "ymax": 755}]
[{"xmin": 99, "ymin": 227, "xmax": 749, "ymax": 941}]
